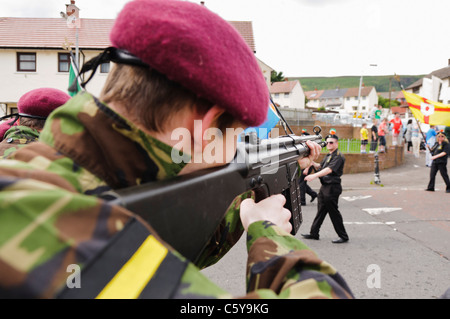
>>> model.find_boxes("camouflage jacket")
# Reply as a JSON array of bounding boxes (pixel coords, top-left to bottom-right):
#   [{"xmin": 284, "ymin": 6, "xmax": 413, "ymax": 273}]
[
  {"xmin": 0, "ymin": 92, "xmax": 353, "ymax": 299},
  {"xmin": 0, "ymin": 125, "xmax": 40, "ymax": 158}
]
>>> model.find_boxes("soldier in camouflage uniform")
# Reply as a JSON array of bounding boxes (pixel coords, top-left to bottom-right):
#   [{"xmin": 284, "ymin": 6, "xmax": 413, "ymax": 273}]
[
  {"xmin": 0, "ymin": 87, "xmax": 70, "ymax": 158},
  {"xmin": 0, "ymin": 0, "xmax": 353, "ymax": 299}
]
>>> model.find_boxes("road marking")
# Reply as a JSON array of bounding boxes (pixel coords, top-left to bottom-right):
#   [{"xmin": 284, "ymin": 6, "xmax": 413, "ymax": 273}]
[
  {"xmin": 362, "ymin": 207, "xmax": 402, "ymax": 215},
  {"xmin": 344, "ymin": 221, "xmax": 396, "ymax": 225},
  {"xmin": 342, "ymin": 195, "xmax": 372, "ymax": 202}
]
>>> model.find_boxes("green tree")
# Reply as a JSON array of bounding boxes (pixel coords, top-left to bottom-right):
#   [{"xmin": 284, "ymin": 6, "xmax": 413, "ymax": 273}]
[
  {"xmin": 271, "ymin": 71, "xmax": 285, "ymax": 82},
  {"xmin": 378, "ymin": 95, "xmax": 400, "ymax": 108}
]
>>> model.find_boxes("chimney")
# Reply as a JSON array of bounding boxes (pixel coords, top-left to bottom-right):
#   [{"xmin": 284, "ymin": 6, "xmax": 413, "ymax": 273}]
[{"xmin": 200, "ymin": 1, "xmax": 205, "ymax": 5}]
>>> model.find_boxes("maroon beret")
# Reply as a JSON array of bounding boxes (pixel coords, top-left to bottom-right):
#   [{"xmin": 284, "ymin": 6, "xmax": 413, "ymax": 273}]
[
  {"xmin": 18, "ymin": 88, "xmax": 70, "ymax": 118},
  {"xmin": 110, "ymin": 0, "xmax": 269, "ymax": 127},
  {"xmin": 0, "ymin": 119, "xmax": 17, "ymax": 140}
]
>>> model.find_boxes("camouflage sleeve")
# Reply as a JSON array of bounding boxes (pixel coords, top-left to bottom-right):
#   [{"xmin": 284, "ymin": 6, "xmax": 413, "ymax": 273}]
[
  {"xmin": 194, "ymin": 191, "xmax": 253, "ymax": 269},
  {"xmin": 245, "ymin": 221, "xmax": 354, "ymax": 299}
]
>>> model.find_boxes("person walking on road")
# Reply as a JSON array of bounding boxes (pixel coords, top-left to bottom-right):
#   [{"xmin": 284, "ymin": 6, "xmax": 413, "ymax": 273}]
[
  {"xmin": 425, "ymin": 131, "xmax": 450, "ymax": 193},
  {"xmin": 301, "ymin": 133, "xmax": 349, "ymax": 243},
  {"xmin": 425, "ymin": 125, "xmax": 437, "ymax": 167},
  {"xmin": 299, "ymin": 128, "xmax": 318, "ymax": 205},
  {"xmin": 411, "ymin": 121, "xmax": 421, "ymax": 158},
  {"xmin": 404, "ymin": 119, "xmax": 413, "ymax": 153}
]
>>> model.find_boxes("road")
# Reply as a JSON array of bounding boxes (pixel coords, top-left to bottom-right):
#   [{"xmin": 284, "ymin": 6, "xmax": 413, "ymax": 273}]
[{"xmin": 201, "ymin": 151, "xmax": 450, "ymax": 299}]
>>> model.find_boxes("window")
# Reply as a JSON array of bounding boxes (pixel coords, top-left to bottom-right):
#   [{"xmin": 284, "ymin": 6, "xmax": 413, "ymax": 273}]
[
  {"xmin": 58, "ymin": 53, "xmax": 70, "ymax": 72},
  {"xmin": 17, "ymin": 52, "xmax": 36, "ymax": 72},
  {"xmin": 100, "ymin": 62, "xmax": 110, "ymax": 73},
  {"xmin": 274, "ymin": 93, "xmax": 279, "ymax": 98},
  {"xmin": 284, "ymin": 93, "xmax": 290, "ymax": 98}
]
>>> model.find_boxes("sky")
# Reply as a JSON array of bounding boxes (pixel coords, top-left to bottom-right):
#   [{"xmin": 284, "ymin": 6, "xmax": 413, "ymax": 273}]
[{"xmin": 2, "ymin": 0, "xmax": 449, "ymax": 77}]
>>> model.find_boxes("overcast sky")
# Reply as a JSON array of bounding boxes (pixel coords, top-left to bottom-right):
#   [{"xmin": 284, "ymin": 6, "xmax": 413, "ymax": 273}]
[{"xmin": 2, "ymin": 0, "xmax": 449, "ymax": 77}]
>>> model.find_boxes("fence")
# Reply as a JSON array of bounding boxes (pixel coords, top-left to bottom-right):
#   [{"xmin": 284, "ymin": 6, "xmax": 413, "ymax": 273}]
[{"xmin": 322, "ymin": 139, "xmax": 379, "ymax": 154}]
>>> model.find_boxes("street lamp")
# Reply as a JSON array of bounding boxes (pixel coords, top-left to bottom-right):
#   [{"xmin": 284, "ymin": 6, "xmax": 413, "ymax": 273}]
[{"xmin": 357, "ymin": 64, "xmax": 378, "ymax": 113}]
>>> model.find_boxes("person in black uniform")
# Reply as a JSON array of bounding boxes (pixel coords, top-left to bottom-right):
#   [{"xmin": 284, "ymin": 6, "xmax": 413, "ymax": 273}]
[
  {"xmin": 425, "ymin": 131, "xmax": 450, "ymax": 193},
  {"xmin": 301, "ymin": 133, "xmax": 349, "ymax": 243},
  {"xmin": 299, "ymin": 128, "xmax": 318, "ymax": 205}
]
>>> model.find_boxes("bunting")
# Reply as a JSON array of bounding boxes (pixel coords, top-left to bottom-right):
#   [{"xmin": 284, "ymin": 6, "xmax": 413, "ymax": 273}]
[{"xmin": 68, "ymin": 57, "xmax": 81, "ymax": 97}]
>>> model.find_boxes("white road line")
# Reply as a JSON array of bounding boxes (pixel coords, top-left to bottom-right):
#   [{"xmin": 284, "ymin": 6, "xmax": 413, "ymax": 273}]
[
  {"xmin": 342, "ymin": 195, "xmax": 372, "ymax": 202},
  {"xmin": 362, "ymin": 207, "xmax": 402, "ymax": 215},
  {"xmin": 344, "ymin": 221, "xmax": 396, "ymax": 225}
]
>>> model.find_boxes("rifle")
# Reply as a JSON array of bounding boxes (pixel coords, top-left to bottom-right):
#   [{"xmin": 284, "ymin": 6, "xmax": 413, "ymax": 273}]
[{"xmin": 102, "ymin": 126, "xmax": 326, "ymax": 264}]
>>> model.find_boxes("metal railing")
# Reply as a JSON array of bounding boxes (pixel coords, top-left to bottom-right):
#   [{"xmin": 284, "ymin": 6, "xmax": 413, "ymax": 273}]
[{"xmin": 321, "ymin": 139, "xmax": 380, "ymax": 154}]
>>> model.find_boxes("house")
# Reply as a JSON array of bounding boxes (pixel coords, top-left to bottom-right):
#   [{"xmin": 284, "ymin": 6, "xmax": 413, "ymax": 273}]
[
  {"xmin": 343, "ymin": 86, "xmax": 378, "ymax": 116},
  {"xmin": 304, "ymin": 85, "xmax": 378, "ymax": 117},
  {"xmin": 0, "ymin": 17, "xmax": 113, "ymax": 116},
  {"xmin": 406, "ymin": 61, "xmax": 450, "ymax": 104},
  {"xmin": 0, "ymin": 16, "xmax": 267, "ymax": 117},
  {"xmin": 319, "ymin": 88, "xmax": 348, "ymax": 112},
  {"xmin": 270, "ymin": 80, "xmax": 305, "ymax": 109},
  {"xmin": 305, "ymin": 89, "xmax": 324, "ymax": 109}
]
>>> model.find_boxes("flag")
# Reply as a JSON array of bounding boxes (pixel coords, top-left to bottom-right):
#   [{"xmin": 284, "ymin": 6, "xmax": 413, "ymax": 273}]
[
  {"xmin": 403, "ymin": 91, "xmax": 450, "ymax": 126},
  {"xmin": 243, "ymin": 100, "xmax": 281, "ymax": 139},
  {"xmin": 68, "ymin": 58, "xmax": 81, "ymax": 97}
]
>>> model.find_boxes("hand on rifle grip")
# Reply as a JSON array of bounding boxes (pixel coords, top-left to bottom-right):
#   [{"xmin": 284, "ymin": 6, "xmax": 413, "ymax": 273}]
[
  {"xmin": 240, "ymin": 194, "xmax": 292, "ymax": 233},
  {"xmin": 298, "ymin": 140, "xmax": 322, "ymax": 169}
]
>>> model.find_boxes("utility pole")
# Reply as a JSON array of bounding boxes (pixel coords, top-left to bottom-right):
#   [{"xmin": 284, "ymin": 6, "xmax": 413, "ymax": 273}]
[
  {"xmin": 62, "ymin": 1, "xmax": 81, "ymax": 69},
  {"xmin": 358, "ymin": 64, "xmax": 377, "ymax": 114}
]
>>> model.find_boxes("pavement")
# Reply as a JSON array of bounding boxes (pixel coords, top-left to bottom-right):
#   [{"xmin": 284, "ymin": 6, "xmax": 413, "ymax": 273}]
[{"xmin": 201, "ymin": 149, "xmax": 450, "ymax": 299}]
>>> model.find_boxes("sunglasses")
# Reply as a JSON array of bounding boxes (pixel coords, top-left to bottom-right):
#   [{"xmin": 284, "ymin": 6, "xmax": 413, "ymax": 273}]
[{"xmin": 327, "ymin": 141, "xmax": 335, "ymax": 144}]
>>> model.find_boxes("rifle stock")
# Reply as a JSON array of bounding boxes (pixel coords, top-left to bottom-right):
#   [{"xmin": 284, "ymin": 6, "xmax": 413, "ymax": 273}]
[{"xmin": 103, "ymin": 127, "xmax": 326, "ymax": 263}]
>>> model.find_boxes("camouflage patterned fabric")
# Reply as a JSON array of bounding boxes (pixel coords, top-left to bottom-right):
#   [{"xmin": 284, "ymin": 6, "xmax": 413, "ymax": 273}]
[
  {"xmin": 0, "ymin": 92, "xmax": 353, "ymax": 298},
  {"xmin": 0, "ymin": 126, "xmax": 40, "ymax": 158}
]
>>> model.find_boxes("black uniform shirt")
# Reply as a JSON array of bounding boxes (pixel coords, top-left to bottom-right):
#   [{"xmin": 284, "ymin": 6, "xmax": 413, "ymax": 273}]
[
  {"xmin": 431, "ymin": 141, "xmax": 449, "ymax": 164},
  {"xmin": 319, "ymin": 149, "xmax": 345, "ymax": 185}
]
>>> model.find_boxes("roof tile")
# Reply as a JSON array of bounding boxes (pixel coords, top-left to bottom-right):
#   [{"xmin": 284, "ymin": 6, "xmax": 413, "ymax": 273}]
[{"xmin": 0, "ymin": 17, "xmax": 256, "ymax": 51}]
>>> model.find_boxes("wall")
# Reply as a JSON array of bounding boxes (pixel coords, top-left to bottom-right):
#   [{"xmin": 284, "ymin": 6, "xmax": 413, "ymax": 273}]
[
  {"xmin": 273, "ymin": 124, "xmax": 405, "ymax": 174},
  {"xmin": 317, "ymin": 145, "xmax": 405, "ymax": 174}
]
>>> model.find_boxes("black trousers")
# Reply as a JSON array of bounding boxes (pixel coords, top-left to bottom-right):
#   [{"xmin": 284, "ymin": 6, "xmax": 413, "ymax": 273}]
[
  {"xmin": 299, "ymin": 168, "xmax": 317, "ymax": 204},
  {"xmin": 300, "ymin": 180, "xmax": 317, "ymax": 204},
  {"xmin": 370, "ymin": 139, "xmax": 378, "ymax": 152},
  {"xmin": 427, "ymin": 162, "xmax": 450, "ymax": 191},
  {"xmin": 310, "ymin": 184, "xmax": 349, "ymax": 240}
]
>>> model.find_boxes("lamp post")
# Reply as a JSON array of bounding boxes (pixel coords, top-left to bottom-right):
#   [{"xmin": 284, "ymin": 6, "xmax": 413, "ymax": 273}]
[{"xmin": 357, "ymin": 64, "xmax": 378, "ymax": 114}]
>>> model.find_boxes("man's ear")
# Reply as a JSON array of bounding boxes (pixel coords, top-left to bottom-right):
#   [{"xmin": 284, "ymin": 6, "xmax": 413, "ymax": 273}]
[
  {"xmin": 187, "ymin": 105, "xmax": 224, "ymax": 152},
  {"xmin": 201, "ymin": 105, "xmax": 224, "ymax": 132}
]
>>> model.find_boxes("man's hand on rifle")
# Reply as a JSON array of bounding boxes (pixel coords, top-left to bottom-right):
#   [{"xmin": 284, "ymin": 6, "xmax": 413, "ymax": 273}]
[
  {"xmin": 298, "ymin": 140, "xmax": 322, "ymax": 170},
  {"xmin": 240, "ymin": 194, "xmax": 292, "ymax": 233}
]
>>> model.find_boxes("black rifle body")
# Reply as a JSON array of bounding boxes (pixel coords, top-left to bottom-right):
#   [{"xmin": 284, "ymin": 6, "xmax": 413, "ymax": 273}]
[{"xmin": 105, "ymin": 131, "xmax": 325, "ymax": 263}]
